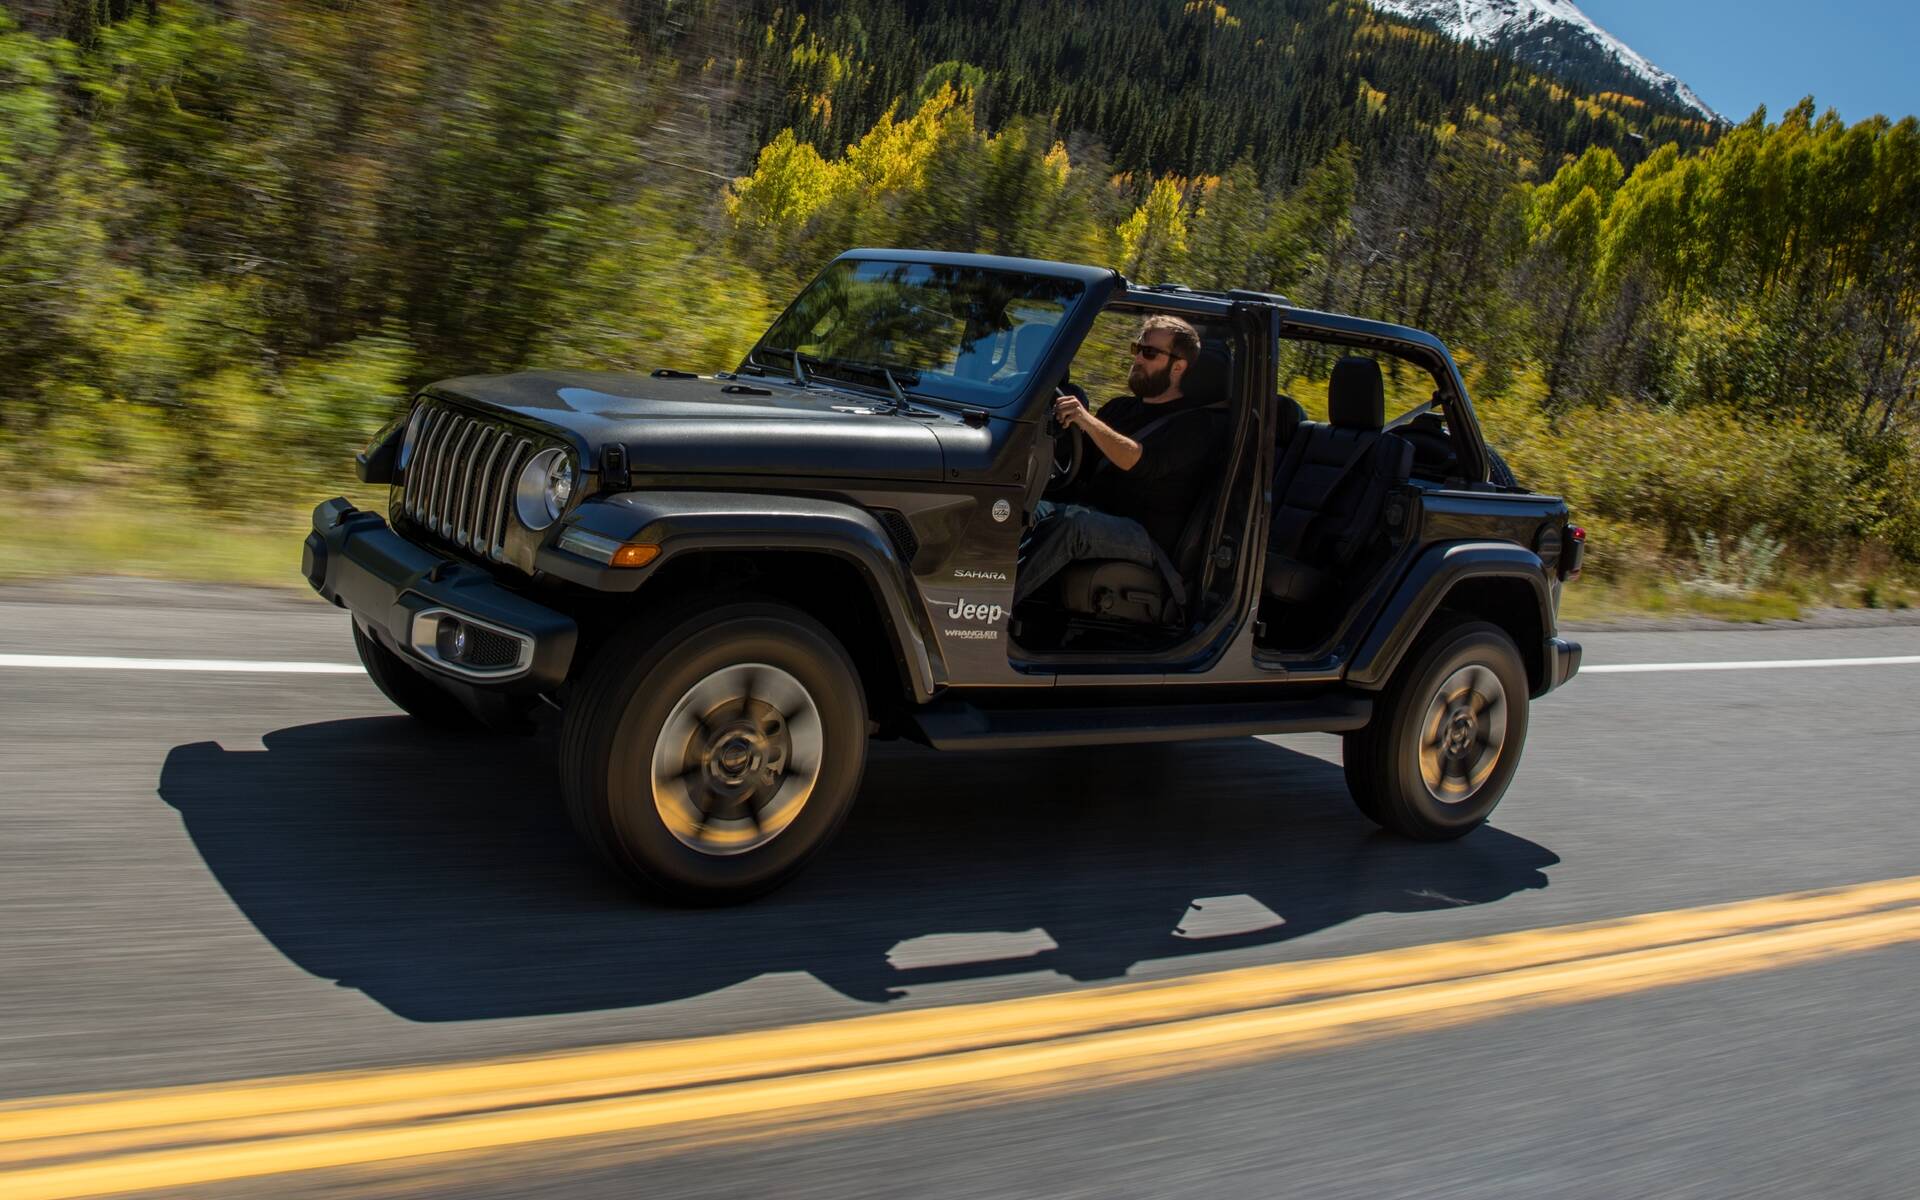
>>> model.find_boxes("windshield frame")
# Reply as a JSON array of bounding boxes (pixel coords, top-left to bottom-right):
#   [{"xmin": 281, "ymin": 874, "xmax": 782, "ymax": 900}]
[{"xmin": 744, "ymin": 253, "xmax": 1108, "ymax": 412}]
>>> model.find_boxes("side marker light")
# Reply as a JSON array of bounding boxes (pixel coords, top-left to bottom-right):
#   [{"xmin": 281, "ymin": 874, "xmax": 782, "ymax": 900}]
[{"xmin": 556, "ymin": 526, "xmax": 660, "ymax": 568}]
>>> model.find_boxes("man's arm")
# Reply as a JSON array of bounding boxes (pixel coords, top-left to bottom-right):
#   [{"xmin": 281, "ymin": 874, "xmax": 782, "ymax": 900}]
[{"xmin": 1054, "ymin": 394, "xmax": 1142, "ymax": 471}]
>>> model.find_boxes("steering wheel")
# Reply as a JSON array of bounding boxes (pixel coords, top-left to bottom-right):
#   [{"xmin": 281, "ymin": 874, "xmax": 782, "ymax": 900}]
[{"xmin": 1045, "ymin": 386, "xmax": 1087, "ymax": 494}]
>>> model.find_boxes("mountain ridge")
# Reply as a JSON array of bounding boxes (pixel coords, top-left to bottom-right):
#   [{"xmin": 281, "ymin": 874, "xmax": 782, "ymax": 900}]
[{"xmin": 1369, "ymin": 0, "xmax": 1720, "ymax": 122}]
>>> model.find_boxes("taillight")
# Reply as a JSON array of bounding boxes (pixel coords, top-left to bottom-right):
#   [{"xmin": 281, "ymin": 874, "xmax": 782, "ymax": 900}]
[{"xmin": 1564, "ymin": 525, "xmax": 1586, "ymax": 582}]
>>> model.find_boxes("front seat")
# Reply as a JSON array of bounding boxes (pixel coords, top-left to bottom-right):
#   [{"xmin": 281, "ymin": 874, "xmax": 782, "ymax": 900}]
[
  {"xmin": 1261, "ymin": 356, "xmax": 1413, "ymax": 605},
  {"xmin": 1050, "ymin": 345, "xmax": 1232, "ymax": 625}
]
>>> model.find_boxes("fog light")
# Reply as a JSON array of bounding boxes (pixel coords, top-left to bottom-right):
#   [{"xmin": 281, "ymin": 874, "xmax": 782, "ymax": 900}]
[{"xmin": 435, "ymin": 618, "xmax": 470, "ymax": 663}]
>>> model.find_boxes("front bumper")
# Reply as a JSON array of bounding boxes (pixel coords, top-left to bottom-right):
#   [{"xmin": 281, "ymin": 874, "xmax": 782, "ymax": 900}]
[
  {"xmin": 303, "ymin": 498, "xmax": 576, "ymax": 694},
  {"xmin": 1544, "ymin": 635, "xmax": 1583, "ymax": 694}
]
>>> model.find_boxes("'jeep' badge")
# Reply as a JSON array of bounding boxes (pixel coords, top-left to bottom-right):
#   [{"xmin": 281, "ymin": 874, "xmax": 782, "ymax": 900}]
[
  {"xmin": 991, "ymin": 499, "xmax": 1011, "ymax": 523},
  {"xmin": 946, "ymin": 598, "xmax": 1005, "ymax": 623}
]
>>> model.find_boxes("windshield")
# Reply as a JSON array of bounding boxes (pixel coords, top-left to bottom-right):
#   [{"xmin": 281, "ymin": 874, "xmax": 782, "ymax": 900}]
[{"xmin": 750, "ymin": 259, "xmax": 1086, "ymax": 408}]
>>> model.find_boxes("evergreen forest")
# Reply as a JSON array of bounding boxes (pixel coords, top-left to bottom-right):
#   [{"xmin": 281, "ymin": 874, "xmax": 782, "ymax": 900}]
[{"xmin": 2, "ymin": 0, "xmax": 1917, "ymax": 611}]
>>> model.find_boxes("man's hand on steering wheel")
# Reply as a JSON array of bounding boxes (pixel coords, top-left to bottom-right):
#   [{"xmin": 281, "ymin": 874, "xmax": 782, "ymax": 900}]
[{"xmin": 1047, "ymin": 385, "xmax": 1087, "ymax": 493}]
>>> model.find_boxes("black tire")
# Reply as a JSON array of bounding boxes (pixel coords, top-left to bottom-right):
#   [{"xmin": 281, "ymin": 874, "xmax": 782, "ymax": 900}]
[
  {"xmin": 560, "ymin": 600, "xmax": 868, "ymax": 905},
  {"xmin": 351, "ymin": 621, "xmax": 485, "ymax": 730},
  {"xmin": 1342, "ymin": 618, "xmax": 1529, "ymax": 840}
]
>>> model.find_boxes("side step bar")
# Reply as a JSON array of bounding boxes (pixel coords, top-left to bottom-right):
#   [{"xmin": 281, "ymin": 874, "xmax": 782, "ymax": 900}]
[{"xmin": 906, "ymin": 696, "xmax": 1372, "ymax": 752}]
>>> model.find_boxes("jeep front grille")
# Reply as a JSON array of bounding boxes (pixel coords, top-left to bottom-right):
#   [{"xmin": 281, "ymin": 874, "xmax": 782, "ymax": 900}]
[{"xmin": 400, "ymin": 402, "xmax": 534, "ymax": 561}]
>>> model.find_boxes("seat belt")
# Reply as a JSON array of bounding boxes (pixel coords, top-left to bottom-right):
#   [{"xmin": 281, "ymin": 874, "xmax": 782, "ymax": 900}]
[{"xmin": 1083, "ymin": 403, "xmax": 1219, "ymax": 482}]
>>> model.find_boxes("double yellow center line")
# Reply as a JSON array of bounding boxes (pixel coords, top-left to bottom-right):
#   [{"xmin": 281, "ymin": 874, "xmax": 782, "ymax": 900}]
[{"xmin": 7, "ymin": 876, "xmax": 1920, "ymax": 1199}]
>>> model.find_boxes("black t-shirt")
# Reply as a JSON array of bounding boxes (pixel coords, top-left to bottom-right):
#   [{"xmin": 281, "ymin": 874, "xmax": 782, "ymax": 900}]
[{"xmin": 1071, "ymin": 393, "xmax": 1227, "ymax": 557}]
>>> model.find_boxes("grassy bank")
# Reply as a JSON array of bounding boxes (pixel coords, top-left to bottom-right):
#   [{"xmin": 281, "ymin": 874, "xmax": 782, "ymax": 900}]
[
  {"xmin": 0, "ymin": 489, "xmax": 387, "ymax": 590},
  {"xmin": 1556, "ymin": 570, "xmax": 1913, "ymax": 624},
  {"xmin": 4, "ymin": 490, "xmax": 1912, "ymax": 623}
]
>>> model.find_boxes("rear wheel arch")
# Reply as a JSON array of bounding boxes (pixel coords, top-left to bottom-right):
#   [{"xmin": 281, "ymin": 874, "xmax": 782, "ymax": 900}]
[
  {"xmin": 1435, "ymin": 576, "xmax": 1546, "ymax": 694},
  {"xmin": 1348, "ymin": 542, "xmax": 1551, "ymax": 694}
]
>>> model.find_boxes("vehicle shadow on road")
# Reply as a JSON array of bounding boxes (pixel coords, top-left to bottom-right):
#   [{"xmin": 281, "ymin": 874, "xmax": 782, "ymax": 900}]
[{"xmin": 157, "ymin": 718, "xmax": 1558, "ymax": 1021}]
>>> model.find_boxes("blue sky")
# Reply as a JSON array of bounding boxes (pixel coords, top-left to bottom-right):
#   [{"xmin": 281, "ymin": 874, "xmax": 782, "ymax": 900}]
[{"xmin": 1580, "ymin": 0, "xmax": 1914, "ymax": 125}]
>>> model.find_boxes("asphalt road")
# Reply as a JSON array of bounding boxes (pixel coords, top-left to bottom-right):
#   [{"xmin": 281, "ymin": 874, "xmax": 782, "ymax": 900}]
[{"xmin": 3, "ymin": 579, "xmax": 1918, "ymax": 1198}]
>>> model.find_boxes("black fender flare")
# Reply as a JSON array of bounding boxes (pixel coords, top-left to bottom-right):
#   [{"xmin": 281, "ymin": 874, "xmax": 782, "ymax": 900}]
[
  {"xmin": 1346, "ymin": 541, "xmax": 1553, "ymax": 692},
  {"xmin": 537, "ymin": 491, "xmax": 941, "ymax": 703}
]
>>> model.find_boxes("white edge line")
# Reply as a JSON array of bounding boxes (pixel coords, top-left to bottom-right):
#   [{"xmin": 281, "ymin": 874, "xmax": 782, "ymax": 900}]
[
  {"xmin": 0, "ymin": 653, "xmax": 1917, "ymax": 677},
  {"xmin": 0, "ymin": 654, "xmax": 363, "ymax": 675},
  {"xmin": 1582, "ymin": 656, "xmax": 1920, "ymax": 674}
]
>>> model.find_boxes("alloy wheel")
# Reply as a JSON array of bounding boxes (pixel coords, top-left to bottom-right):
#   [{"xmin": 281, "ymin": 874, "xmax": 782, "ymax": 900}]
[
  {"xmin": 1415, "ymin": 663, "xmax": 1507, "ymax": 805},
  {"xmin": 650, "ymin": 662, "xmax": 824, "ymax": 855}
]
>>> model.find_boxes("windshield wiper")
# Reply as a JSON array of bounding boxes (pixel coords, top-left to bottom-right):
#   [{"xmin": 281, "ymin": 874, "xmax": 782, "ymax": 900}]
[
  {"xmin": 760, "ymin": 345, "xmax": 810, "ymax": 388},
  {"xmin": 815, "ymin": 357, "xmax": 939, "ymax": 415},
  {"xmin": 878, "ymin": 365, "xmax": 912, "ymax": 409}
]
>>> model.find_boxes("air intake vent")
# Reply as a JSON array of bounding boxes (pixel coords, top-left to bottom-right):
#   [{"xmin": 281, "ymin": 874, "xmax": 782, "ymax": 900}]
[{"xmin": 873, "ymin": 509, "xmax": 919, "ymax": 565}]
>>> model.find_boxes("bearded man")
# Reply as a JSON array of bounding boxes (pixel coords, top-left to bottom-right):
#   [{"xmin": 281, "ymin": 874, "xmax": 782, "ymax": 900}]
[{"xmin": 1012, "ymin": 314, "xmax": 1226, "ymax": 608}]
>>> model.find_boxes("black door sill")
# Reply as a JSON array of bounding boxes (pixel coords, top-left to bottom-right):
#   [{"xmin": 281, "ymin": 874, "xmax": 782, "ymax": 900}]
[{"xmin": 906, "ymin": 695, "xmax": 1371, "ymax": 751}]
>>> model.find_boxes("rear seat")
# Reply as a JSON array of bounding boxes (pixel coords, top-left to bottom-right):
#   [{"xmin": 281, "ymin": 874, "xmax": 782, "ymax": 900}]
[{"xmin": 1263, "ymin": 356, "xmax": 1412, "ymax": 605}]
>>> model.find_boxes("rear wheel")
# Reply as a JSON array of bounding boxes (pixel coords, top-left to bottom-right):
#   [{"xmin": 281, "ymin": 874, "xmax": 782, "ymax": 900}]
[
  {"xmin": 351, "ymin": 621, "xmax": 485, "ymax": 730},
  {"xmin": 1343, "ymin": 619, "xmax": 1529, "ymax": 840},
  {"xmin": 560, "ymin": 600, "xmax": 868, "ymax": 904}
]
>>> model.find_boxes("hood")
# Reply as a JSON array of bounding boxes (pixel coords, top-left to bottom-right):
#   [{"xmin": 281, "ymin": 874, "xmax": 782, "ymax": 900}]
[{"xmin": 423, "ymin": 369, "xmax": 951, "ymax": 482}]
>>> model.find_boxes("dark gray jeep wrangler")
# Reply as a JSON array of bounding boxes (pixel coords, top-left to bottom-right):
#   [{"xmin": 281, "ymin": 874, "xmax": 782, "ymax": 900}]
[{"xmin": 305, "ymin": 249, "xmax": 1583, "ymax": 903}]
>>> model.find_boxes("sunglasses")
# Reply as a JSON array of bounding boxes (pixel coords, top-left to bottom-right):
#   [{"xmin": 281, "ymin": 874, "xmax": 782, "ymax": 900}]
[{"xmin": 1130, "ymin": 341, "xmax": 1188, "ymax": 364}]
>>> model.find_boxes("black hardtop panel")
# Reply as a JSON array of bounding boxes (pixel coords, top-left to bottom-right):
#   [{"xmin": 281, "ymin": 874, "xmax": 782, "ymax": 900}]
[
  {"xmin": 1280, "ymin": 308, "xmax": 1453, "ymax": 359},
  {"xmin": 838, "ymin": 247, "xmax": 1119, "ymax": 287}
]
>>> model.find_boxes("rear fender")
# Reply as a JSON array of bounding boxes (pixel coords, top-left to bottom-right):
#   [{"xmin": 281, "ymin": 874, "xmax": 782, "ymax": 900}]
[
  {"xmin": 1346, "ymin": 541, "xmax": 1552, "ymax": 693},
  {"xmin": 538, "ymin": 492, "xmax": 940, "ymax": 702}
]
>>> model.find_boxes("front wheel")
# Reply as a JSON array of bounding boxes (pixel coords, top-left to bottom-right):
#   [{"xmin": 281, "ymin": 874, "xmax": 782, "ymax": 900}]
[
  {"xmin": 1343, "ymin": 619, "xmax": 1530, "ymax": 840},
  {"xmin": 560, "ymin": 601, "xmax": 868, "ymax": 904}
]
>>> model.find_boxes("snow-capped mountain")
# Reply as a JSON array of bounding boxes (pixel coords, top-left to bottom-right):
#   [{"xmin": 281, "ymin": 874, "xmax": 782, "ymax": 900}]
[{"xmin": 1369, "ymin": 0, "xmax": 1719, "ymax": 122}]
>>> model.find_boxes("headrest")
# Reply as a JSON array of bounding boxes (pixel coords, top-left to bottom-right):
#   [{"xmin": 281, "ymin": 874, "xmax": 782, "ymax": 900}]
[
  {"xmin": 1013, "ymin": 322, "xmax": 1054, "ymax": 372},
  {"xmin": 1329, "ymin": 356, "xmax": 1384, "ymax": 430},
  {"xmin": 1179, "ymin": 344, "xmax": 1230, "ymax": 406}
]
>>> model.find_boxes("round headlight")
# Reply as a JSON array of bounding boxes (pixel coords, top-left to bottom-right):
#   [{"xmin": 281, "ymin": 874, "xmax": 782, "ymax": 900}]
[{"xmin": 515, "ymin": 447, "xmax": 574, "ymax": 531}]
